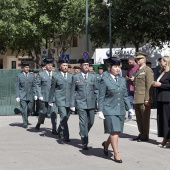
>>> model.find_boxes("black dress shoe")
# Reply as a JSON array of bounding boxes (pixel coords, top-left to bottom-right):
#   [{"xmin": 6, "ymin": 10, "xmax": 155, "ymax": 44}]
[
  {"xmin": 102, "ymin": 141, "xmax": 108, "ymax": 156},
  {"xmin": 23, "ymin": 125, "xmax": 28, "ymax": 129},
  {"xmin": 82, "ymin": 144, "xmax": 88, "ymax": 150},
  {"xmin": 132, "ymin": 136, "xmax": 141, "ymax": 141},
  {"xmin": 35, "ymin": 123, "xmax": 40, "ymax": 132},
  {"xmin": 52, "ymin": 129, "xmax": 58, "ymax": 135},
  {"xmin": 63, "ymin": 138, "xmax": 71, "ymax": 142},
  {"xmin": 114, "ymin": 156, "xmax": 122, "ymax": 163},
  {"xmin": 137, "ymin": 138, "xmax": 149, "ymax": 142}
]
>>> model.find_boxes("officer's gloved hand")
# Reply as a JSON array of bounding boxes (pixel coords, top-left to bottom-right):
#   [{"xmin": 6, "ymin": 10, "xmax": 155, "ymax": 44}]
[
  {"xmin": 48, "ymin": 103, "xmax": 53, "ymax": 107},
  {"xmin": 16, "ymin": 98, "xmax": 20, "ymax": 102},
  {"xmin": 98, "ymin": 111, "xmax": 105, "ymax": 119},
  {"xmin": 39, "ymin": 97, "xmax": 43, "ymax": 101},
  {"xmin": 70, "ymin": 107, "xmax": 75, "ymax": 112},
  {"xmin": 34, "ymin": 96, "xmax": 38, "ymax": 100},
  {"xmin": 128, "ymin": 109, "xmax": 135, "ymax": 116}
]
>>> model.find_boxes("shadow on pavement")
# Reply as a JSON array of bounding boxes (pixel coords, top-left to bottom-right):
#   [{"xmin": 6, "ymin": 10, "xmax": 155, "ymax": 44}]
[
  {"xmin": 9, "ymin": 122, "xmax": 23, "ymax": 127},
  {"xmin": 27, "ymin": 127, "xmax": 59, "ymax": 139},
  {"xmin": 121, "ymin": 133, "xmax": 160, "ymax": 145},
  {"xmin": 79, "ymin": 148, "xmax": 113, "ymax": 161}
]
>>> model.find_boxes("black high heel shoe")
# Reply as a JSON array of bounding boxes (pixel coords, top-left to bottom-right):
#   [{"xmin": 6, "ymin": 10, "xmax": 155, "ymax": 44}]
[
  {"xmin": 102, "ymin": 141, "xmax": 108, "ymax": 156},
  {"xmin": 114, "ymin": 156, "xmax": 122, "ymax": 163}
]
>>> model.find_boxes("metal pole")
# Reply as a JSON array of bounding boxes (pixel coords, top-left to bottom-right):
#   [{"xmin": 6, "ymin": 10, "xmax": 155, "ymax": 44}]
[
  {"xmin": 86, "ymin": 0, "xmax": 89, "ymax": 52},
  {"xmin": 109, "ymin": 0, "xmax": 112, "ymax": 57}
]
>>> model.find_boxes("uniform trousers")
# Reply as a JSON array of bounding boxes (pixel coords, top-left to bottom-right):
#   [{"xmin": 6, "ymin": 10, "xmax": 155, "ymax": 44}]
[
  {"xmin": 38, "ymin": 101, "xmax": 57, "ymax": 130},
  {"xmin": 57, "ymin": 107, "xmax": 70, "ymax": 139},
  {"xmin": 78, "ymin": 108, "xmax": 95, "ymax": 144},
  {"xmin": 134, "ymin": 104, "xmax": 151, "ymax": 139},
  {"xmin": 20, "ymin": 100, "xmax": 33, "ymax": 126}
]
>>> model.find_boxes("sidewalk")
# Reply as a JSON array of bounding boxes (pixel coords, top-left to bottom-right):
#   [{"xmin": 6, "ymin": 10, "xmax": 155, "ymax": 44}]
[{"xmin": 0, "ymin": 109, "xmax": 169, "ymax": 170}]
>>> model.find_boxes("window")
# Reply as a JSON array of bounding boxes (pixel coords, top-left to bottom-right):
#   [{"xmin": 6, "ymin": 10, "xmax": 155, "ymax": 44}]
[
  {"xmin": 72, "ymin": 36, "xmax": 78, "ymax": 47},
  {"xmin": 11, "ymin": 61, "xmax": 16, "ymax": 69}
]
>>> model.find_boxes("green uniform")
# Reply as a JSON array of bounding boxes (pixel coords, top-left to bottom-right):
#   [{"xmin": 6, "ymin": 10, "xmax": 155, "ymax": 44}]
[
  {"xmin": 70, "ymin": 72, "xmax": 98, "ymax": 144},
  {"xmin": 98, "ymin": 74, "xmax": 131, "ymax": 133},
  {"xmin": 16, "ymin": 72, "xmax": 36, "ymax": 126},
  {"xmin": 49, "ymin": 72, "xmax": 73, "ymax": 140}
]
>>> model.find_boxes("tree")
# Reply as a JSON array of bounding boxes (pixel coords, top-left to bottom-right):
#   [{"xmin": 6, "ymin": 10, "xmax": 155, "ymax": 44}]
[
  {"xmin": 89, "ymin": 0, "xmax": 170, "ymax": 50},
  {"xmin": 0, "ymin": 0, "xmax": 86, "ymax": 64}
]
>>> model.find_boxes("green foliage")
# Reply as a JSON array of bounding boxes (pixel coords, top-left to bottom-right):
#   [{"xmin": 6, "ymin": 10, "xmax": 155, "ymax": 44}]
[{"xmin": 89, "ymin": 0, "xmax": 170, "ymax": 50}]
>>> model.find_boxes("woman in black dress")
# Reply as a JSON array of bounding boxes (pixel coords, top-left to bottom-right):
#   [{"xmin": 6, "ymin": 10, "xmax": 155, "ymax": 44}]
[{"xmin": 152, "ymin": 56, "xmax": 170, "ymax": 147}]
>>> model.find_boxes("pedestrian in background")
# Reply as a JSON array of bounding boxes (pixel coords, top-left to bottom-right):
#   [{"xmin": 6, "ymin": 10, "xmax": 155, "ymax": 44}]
[
  {"xmin": 152, "ymin": 56, "xmax": 170, "ymax": 147},
  {"xmin": 15, "ymin": 62, "xmax": 36, "ymax": 128},
  {"xmin": 126, "ymin": 56, "xmax": 139, "ymax": 119},
  {"xmin": 98, "ymin": 57, "xmax": 134, "ymax": 163},
  {"xmin": 130, "ymin": 52, "xmax": 154, "ymax": 142}
]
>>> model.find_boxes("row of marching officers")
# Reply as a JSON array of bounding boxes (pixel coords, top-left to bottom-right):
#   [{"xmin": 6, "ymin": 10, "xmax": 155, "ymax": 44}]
[{"xmin": 15, "ymin": 57, "xmax": 134, "ymax": 163}]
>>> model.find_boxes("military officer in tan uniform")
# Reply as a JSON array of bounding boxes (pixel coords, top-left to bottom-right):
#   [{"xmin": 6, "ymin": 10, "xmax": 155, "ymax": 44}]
[{"xmin": 130, "ymin": 52, "xmax": 154, "ymax": 142}]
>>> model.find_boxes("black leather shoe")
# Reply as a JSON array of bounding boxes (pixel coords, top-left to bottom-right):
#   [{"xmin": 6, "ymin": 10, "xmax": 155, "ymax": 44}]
[
  {"xmin": 114, "ymin": 156, "xmax": 122, "ymax": 163},
  {"xmin": 52, "ymin": 129, "xmax": 58, "ymax": 135},
  {"xmin": 35, "ymin": 123, "xmax": 40, "ymax": 132},
  {"xmin": 137, "ymin": 138, "xmax": 149, "ymax": 142},
  {"xmin": 63, "ymin": 138, "xmax": 71, "ymax": 142},
  {"xmin": 102, "ymin": 141, "xmax": 108, "ymax": 156},
  {"xmin": 82, "ymin": 144, "xmax": 88, "ymax": 150},
  {"xmin": 132, "ymin": 136, "xmax": 141, "ymax": 141},
  {"xmin": 23, "ymin": 125, "xmax": 28, "ymax": 129}
]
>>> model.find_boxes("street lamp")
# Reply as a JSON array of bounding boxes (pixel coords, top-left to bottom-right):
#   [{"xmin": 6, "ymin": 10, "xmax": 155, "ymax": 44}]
[
  {"xmin": 103, "ymin": 0, "xmax": 112, "ymax": 57},
  {"xmin": 86, "ymin": 0, "xmax": 89, "ymax": 52}
]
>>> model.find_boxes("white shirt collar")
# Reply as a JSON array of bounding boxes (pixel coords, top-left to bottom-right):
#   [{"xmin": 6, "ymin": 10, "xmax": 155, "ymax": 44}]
[
  {"xmin": 81, "ymin": 72, "xmax": 88, "ymax": 78},
  {"xmin": 23, "ymin": 72, "xmax": 29, "ymax": 76},
  {"xmin": 46, "ymin": 70, "xmax": 52, "ymax": 76},
  {"xmin": 110, "ymin": 74, "xmax": 118, "ymax": 82},
  {"xmin": 61, "ymin": 71, "xmax": 67, "ymax": 78}
]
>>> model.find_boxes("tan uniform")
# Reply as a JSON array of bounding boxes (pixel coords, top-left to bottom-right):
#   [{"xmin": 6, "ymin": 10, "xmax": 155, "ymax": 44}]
[{"xmin": 134, "ymin": 65, "xmax": 154, "ymax": 139}]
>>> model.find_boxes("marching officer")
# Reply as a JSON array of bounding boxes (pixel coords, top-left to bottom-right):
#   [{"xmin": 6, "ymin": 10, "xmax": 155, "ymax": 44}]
[
  {"xmin": 35, "ymin": 59, "xmax": 58, "ymax": 134},
  {"xmin": 70, "ymin": 58, "xmax": 98, "ymax": 150},
  {"xmin": 130, "ymin": 52, "xmax": 154, "ymax": 142},
  {"xmin": 15, "ymin": 62, "xmax": 36, "ymax": 128},
  {"xmin": 49, "ymin": 59, "xmax": 73, "ymax": 142}
]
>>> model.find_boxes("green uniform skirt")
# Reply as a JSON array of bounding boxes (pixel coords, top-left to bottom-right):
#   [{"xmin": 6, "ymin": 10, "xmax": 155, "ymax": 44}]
[{"xmin": 104, "ymin": 115, "xmax": 125, "ymax": 133}]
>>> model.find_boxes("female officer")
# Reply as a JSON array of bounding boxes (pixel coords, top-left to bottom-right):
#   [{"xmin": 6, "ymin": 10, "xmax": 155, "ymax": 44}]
[{"xmin": 98, "ymin": 57, "xmax": 134, "ymax": 163}]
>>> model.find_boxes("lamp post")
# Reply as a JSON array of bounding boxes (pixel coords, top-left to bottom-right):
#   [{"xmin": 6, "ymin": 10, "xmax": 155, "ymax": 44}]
[
  {"xmin": 86, "ymin": 0, "xmax": 89, "ymax": 52},
  {"xmin": 103, "ymin": 0, "xmax": 112, "ymax": 57}
]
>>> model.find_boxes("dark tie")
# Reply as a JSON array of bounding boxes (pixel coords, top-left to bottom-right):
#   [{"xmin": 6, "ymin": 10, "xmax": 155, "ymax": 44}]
[
  {"xmin": 25, "ymin": 73, "xmax": 28, "ymax": 77},
  {"xmin": 84, "ymin": 74, "xmax": 87, "ymax": 80},
  {"xmin": 115, "ymin": 77, "xmax": 118, "ymax": 82},
  {"xmin": 64, "ymin": 73, "xmax": 67, "ymax": 79}
]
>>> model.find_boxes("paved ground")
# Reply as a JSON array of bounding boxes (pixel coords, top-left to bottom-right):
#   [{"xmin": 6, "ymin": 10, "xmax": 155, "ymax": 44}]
[{"xmin": 0, "ymin": 109, "xmax": 169, "ymax": 170}]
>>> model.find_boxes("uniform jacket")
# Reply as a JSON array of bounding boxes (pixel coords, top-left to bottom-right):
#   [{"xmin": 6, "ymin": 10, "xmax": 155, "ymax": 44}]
[
  {"xmin": 36, "ymin": 70, "xmax": 57, "ymax": 102},
  {"xmin": 15, "ymin": 72, "xmax": 36, "ymax": 101},
  {"xmin": 156, "ymin": 70, "xmax": 170, "ymax": 102},
  {"xmin": 70, "ymin": 72, "xmax": 98, "ymax": 109},
  {"xmin": 49, "ymin": 72, "xmax": 73, "ymax": 107},
  {"xmin": 98, "ymin": 74, "xmax": 131, "ymax": 116},
  {"xmin": 133, "ymin": 65, "xmax": 154, "ymax": 104}
]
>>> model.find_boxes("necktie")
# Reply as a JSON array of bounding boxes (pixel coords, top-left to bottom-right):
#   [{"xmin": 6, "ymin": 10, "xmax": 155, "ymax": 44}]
[
  {"xmin": 25, "ymin": 73, "xmax": 28, "ymax": 77},
  {"xmin": 64, "ymin": 73, "xmax": 67, "ymax": 79},
  {"xmin": 115, "ymin": 77, "xmax": 118, "ymax": 82},
  {"xmin": 84, "ymin": 74, "xmax": 87, "ymax": 80},
  {"xmin": 49, "ymin": 72, "xmax": 51, "ymax": 79}
]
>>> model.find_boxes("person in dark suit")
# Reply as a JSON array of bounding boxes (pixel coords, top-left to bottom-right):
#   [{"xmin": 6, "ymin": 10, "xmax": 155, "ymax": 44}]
[
  {"xmin": 49, "ymin": 59, "xmax": 73, "ymax": 142},
  {"xmin": 15, "ymin": 62, "xmax": 36, "ymax": 128},
  {"xmin": 70, "ymin": 58, "xmax": 98, "ymax": 150},
  {"xmin": 152, "ymin": 56, "xmax": 170, "ymax": 147},
  {"xmin": 98, "ymin": 57, "xmax": 133, "ymax": 163},
  {"xmin": 35, "ymin": 59, "xmax": 58, "ymax": 134}
]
